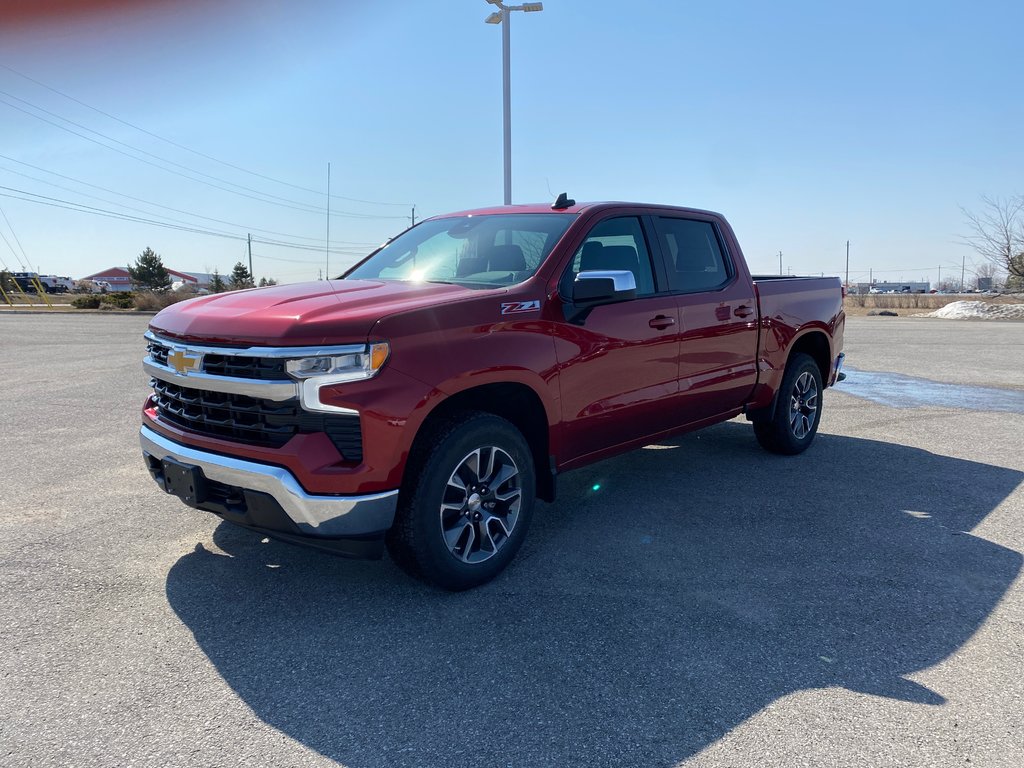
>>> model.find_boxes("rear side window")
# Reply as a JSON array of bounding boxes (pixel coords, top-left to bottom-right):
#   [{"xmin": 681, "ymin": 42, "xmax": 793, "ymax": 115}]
[{"xmin": 655, "ymin": 218, "xmax": 731, "ymax": 293}]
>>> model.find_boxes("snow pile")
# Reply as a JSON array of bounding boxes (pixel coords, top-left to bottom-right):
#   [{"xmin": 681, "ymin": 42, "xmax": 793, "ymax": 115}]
[{"xmin": 925, "ymin": 301, "xmax": 1024, "ymax": 320}]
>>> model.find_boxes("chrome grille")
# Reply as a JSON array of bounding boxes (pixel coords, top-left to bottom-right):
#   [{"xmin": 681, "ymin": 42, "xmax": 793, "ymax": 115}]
[
  {"xmin": 146, "ymin": 339, "xmax": 289, "ymax": 381},
  {"xmin": 148, "ymin": 340, "xmax": 169, "ymax": 366}
]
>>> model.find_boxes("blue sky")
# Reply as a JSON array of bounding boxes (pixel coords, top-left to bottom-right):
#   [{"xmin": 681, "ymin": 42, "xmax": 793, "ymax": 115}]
[{"xmin": 0, "ymin": 0, "xmax": 1020, "ymax": 286}]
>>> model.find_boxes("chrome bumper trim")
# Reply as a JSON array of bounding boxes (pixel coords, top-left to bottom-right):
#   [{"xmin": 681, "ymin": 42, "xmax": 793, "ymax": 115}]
[
  {"xmin": 144, "ymin": 358, "xmax": 298, "ymax": 401},
  {"xmin": 145, "ymin": 330, "xmax": 366, "ymax": 359},
  {"xmin": 140, "ymin": 426, "xmax": 397, "ymax": 536}
]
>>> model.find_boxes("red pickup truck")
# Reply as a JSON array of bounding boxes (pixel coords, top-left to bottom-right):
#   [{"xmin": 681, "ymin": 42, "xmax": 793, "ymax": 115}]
[{"xmin": 141, "ymin": 198, "xmax": 845, "ymax": 589}]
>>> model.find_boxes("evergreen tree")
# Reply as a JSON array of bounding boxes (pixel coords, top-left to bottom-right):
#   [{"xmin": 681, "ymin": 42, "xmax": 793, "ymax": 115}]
[
  {"xmin": 258, "ymin": 276, "xmax": 278, "ymax": 287},
  {"xmin": 228, "ymin": 262, "xmax": 254, "ymax": 290},
  {"xmin": 209, "ymin": 269, "xmax": 226, "ymax": 293},
  {"xmin": 127, "ymin": 247, "xmax": 172, "ymax": 292}
]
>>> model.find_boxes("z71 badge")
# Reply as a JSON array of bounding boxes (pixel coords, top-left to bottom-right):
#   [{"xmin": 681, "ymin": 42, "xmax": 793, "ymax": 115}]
[{"xmin": 501, "ymin": 300, "xmax": 541, "ymax": 315}]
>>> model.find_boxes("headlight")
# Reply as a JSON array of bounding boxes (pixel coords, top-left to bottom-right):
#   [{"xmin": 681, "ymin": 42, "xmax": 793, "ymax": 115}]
[
  {"xmin": 286, "ymin": 342, "xmax": 389, "ymax": 414},
  {"xmin": 286, "ymin": 342, "xmax": 390, "ymax": 383}
]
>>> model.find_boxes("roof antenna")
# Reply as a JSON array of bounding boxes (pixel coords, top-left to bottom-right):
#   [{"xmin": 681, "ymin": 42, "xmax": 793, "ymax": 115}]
[{"xmin": 551, "ymin": 192, "xmax": 575, "ymax": 210}]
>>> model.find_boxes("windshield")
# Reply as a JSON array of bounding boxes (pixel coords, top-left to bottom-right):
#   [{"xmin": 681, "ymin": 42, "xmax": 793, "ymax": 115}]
[{"xmin": 344, "ymin": 214, "xmax": 577, "ymax": 288}]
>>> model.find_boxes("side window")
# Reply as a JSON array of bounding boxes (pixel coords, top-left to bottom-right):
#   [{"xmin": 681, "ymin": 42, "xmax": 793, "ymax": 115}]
[
  {"xmin": 656, "ymin": 218, "xmax": 731, "ymax": 293},
  {"xmin": 563, "ymin": 216, "xmax": 656, "ymax": 297}
]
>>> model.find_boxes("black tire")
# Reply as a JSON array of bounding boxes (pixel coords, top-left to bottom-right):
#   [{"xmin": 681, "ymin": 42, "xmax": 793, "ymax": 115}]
[
  {"xmin": 386, "ymin": 413, "xmax": 536, "ymax": 591},
  {"xmin": 753, "ymin": 352, "xmax": 823, "ymax": 455}
]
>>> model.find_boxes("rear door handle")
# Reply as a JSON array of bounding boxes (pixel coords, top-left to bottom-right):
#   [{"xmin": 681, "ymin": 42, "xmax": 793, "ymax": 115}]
[
  {"xmin": 649, "ymin": 315, "xmax": 676, "ymax": 330},
  {"xmin": 734, "ymin": 305, "xmax": 755, "ymax": 318}
]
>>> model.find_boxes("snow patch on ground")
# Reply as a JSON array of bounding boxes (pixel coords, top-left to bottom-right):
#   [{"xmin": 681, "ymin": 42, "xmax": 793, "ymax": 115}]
[{"xmin": 922, "ymin": 301, "xmax": 1024, "ymax": 320}]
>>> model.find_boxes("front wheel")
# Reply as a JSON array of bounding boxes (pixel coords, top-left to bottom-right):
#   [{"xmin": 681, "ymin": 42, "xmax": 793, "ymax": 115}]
[
  {"xmin": 386, "ymin": 413, "xmax": 535, "ymax": 590},
  {"xmin": 754, "ymin": 353, "xmax": 823, "ymax": 455}
]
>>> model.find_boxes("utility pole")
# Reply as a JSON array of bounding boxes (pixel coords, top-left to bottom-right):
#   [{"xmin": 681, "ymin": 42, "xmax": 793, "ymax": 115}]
[
  {"xmin": 247, "ymin": 233, "xmax": 253, "ymax": 283},
  {"xmin": 779, "ymin": 250, "xmax": 783, "ymax": 276},
  {"xmin": 938, "ymin": 264, "xmax": 941, "ymax": 288},
  {"xmin": 326, "ymin": 162, "xmax": 331, "ymax": 280},
  {"xmin": 961, "ymin": 255, "xmax": 966, "ymax": 290},
  {"xmin": 411, "ymin": 205, "xmax": 416, "ymax": 227},
  {"xmin": 845, "ymin": 240, "xmax": 850, "ymax": 289},
  {"xmin": 869, "ymin": 268, "xmax": 872, "ymax": 284}
]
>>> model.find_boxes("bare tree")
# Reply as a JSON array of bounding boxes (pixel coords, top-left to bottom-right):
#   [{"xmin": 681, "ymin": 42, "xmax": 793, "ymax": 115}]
[{"xmin": 961, "ymin": 195, "xmax": 1024, "ymax": 280}]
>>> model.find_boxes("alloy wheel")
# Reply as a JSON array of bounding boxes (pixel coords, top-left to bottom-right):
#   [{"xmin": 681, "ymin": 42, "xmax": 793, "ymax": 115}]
[
  {"xmin": 789, "ymin": 371, "xmax": 819, "ymax": 439},
  {"xmin": 439, "ymin": 446, "xmax": 522, "ymax": 563}
]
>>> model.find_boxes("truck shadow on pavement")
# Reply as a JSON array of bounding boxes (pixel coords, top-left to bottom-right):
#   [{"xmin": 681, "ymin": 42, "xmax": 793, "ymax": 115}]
[{"xmin": 165, "ymin": 421, "xmax": 1023, "ymax": 767}]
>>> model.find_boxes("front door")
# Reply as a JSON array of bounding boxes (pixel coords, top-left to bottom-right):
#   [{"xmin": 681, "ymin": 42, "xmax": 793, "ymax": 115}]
[{"xmin": 552, "ymin": 216, "xmax": 682, "ymax": 461}]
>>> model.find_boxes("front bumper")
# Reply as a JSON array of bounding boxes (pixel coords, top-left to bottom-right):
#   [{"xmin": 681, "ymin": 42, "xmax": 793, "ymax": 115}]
[{"xmin": 141, "ymin": 426, "xmax": 399, "ymax": 553}]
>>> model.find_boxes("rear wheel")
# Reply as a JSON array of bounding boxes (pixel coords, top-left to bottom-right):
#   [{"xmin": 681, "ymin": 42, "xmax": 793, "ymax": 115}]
[
  {"xmin": 386, "ymin": 413, "xmax": 535, "ymax": 590},
  {"xmin": 754, "ymin": 353, "xmax": 823, "ymax": 455}
]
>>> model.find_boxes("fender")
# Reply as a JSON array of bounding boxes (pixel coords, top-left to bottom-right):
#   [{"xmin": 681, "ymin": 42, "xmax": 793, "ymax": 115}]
[{"xmin": 747, "ymin": 322, "xmax": 836, "ymax": 418}]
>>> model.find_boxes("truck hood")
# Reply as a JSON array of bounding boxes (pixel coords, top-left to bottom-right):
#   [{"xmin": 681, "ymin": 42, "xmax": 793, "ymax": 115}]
[{"xmin": 149, "ymin": 279, "xmax": 479, "ymax": 346}]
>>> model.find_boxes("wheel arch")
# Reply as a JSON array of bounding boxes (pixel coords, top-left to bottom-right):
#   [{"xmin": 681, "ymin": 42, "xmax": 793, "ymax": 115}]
[
  {"xmin": 407, "ymin": 381, "xmax": 556, "ymax": 502},
  {"xmin": 789, "ymin": 329, "xmax": 832, "ymax": 385},
  {"xmin": 748, "ymin": 327, "xmax": 832, "ymax": 423}
]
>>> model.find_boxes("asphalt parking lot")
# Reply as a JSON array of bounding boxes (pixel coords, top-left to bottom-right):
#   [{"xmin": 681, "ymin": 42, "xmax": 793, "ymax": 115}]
[{"xmin": 1, "ymin": 313, "xmax": 1022, "ymax": 768}]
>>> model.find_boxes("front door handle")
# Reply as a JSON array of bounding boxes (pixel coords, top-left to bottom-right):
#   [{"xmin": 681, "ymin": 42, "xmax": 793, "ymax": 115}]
[
  {"xmin": 649, "ymin": 315, "xmax": 676, "ymax": 330},
  {"xmin": 734, "ymin": 305, "xmax": 755, "ymax": 318}
]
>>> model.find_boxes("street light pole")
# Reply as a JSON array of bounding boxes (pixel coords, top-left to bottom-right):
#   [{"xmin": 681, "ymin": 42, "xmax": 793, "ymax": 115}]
[
  {"xmin": 502, "ymin": 9, "xmax": 512, "ymax": 206},
  {"xmin": 485, "ymin": 1, "xmax": 543, "ymax": 206}
]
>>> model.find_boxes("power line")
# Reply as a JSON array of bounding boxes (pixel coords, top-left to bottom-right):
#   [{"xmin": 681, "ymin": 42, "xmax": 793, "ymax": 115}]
[
  {"xmin": 0, "ymin": 205, "xmax": 31, "ymax": 269},
  {"xmin": 0, "ymin": 185, "xmax": 376, "ymax": 255},
  {"xmin": 1, "ymin": 165, "xmax": 255, "ymax": 241},
  {"xmin": 0, "ymin": 186, "xmax": 249, "ymax": 242},
  {"xmin": 0, "ymin": 95, "xmax": 324, "ymax": 217},
  {"xmin": 250, "ymin": 252, "xmax": 323, "ymax": 265},
  {"xmin": 0, "ymin": 62, "xmax": 413, "ymax": 208},
  {"xmin": 823, "ymin": 265, "xmax": 950, "ymax": 276},
  {"xmin": 0, "ymin": 94, "xmax": 408, "ymax": 221},
  {"xmin": 250, "ymin": 236, "xmax": 370, "ymax": 256},
  {"xmin": 0, "ymin": 156, "xmax": 376, "ymax": 246},
  {"xmin": 0, "ymin": 223, "xmax": 26, "ymax": 270}
]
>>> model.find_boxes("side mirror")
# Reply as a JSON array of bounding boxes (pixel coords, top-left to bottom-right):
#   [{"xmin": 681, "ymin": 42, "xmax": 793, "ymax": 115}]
[{"xmin": 573, "ymin": 270, "xmax": 637, "ymax": 304}]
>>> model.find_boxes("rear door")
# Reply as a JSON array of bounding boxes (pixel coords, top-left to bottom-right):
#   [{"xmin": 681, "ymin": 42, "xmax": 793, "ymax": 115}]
[{"xmin": 650, "ymin": 215, "xmax": 759, "ymax": 423}]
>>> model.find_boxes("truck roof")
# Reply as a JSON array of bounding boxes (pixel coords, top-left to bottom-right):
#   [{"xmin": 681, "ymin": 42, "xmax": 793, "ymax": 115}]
[{"xmin": 432, "ymin": 201, "xmax": 724, "ymax": 220}]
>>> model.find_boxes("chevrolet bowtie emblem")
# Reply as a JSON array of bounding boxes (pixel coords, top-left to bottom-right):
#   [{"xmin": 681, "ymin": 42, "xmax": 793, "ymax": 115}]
[{"xmin": 167, "ymin": 349, "xmax": 202, "ymax": 375}]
